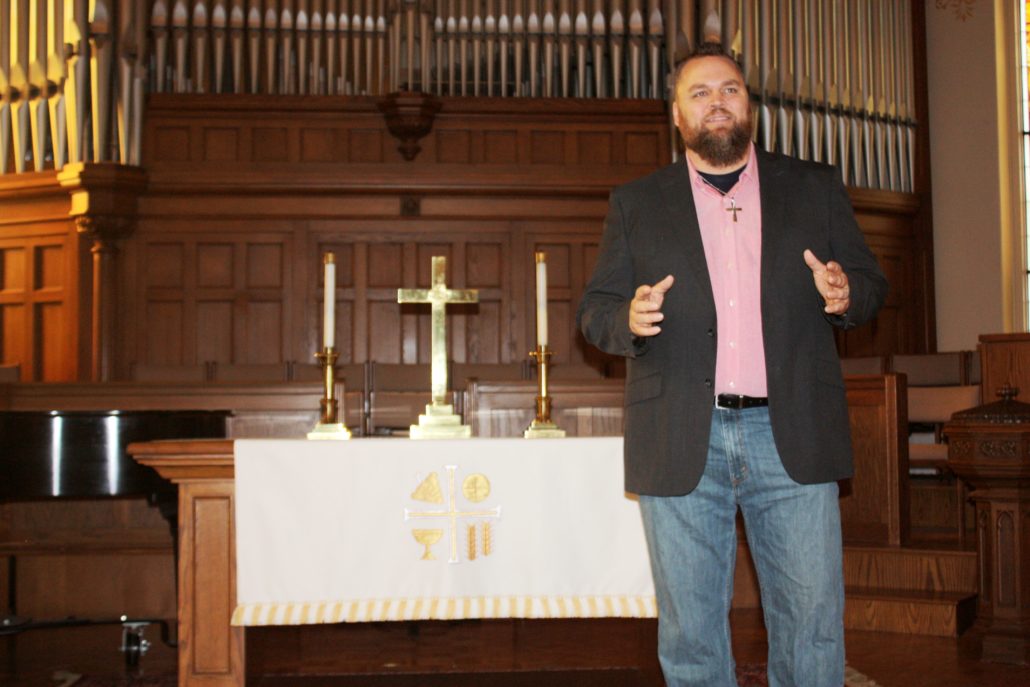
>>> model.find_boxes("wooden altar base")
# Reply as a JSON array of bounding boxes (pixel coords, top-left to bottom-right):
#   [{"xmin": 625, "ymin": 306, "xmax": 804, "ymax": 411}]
[{"xmin": 247, "ymin": 618, "xmax": 661, "ymax": 686}]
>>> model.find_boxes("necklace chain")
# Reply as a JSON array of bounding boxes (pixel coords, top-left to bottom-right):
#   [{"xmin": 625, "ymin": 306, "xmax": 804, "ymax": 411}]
[
  {"xmin": 699, "ymin": 176, "xmax": 743, "ymax": 222},
  {"xmin": 700, "ymin": 175, "xmax": 731, "ymax": 197}
]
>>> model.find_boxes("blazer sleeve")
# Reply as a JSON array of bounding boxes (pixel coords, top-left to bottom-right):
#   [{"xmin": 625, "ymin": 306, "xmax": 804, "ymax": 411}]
[
  {"xmin": 824, "ymin": 170, "xmax": 888, "ymax": 329},
  {"xmin": 576, "ymin": 191, "xmax": 648, "ymax": 359}
]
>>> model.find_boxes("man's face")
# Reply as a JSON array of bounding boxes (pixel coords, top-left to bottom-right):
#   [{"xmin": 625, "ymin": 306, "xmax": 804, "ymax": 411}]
[{"xmin": 673, "ymin": 55, "xmax": 752, "ymax": 168}]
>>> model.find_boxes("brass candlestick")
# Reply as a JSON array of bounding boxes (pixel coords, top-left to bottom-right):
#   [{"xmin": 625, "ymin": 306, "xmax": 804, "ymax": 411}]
[
  {"xmin": 525, "ymin": 345, "xmax": 566, "ymax": 438},
  {"xmin": 307, "ymin": 347, "xmax": 352, "ymax": 440}
]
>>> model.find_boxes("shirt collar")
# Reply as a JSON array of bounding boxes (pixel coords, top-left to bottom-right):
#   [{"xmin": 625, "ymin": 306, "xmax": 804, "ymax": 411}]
[{"xmin": 685, "ymin": 143, "xmax": 757, "ymax": 191}]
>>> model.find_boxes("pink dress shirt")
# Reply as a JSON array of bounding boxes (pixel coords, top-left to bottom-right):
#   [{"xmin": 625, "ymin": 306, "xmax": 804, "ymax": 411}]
[{"xmin": 686, "ymin": 145, "xmax": 768, "ymax": 398}]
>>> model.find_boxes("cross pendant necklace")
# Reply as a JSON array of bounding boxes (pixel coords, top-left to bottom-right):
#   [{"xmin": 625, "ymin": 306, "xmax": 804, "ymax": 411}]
[
  {"xmin": 700, "ymin": 176, "xmax": 742, "ymax": 222},
  {"xmin": 727, "ymin": 198, "xmax": 742, "ymax": 222}
]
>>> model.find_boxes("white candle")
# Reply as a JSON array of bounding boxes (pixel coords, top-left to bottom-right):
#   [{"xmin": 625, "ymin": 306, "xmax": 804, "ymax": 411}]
[
  {"xmin": 323, "ymin": 253, "xmax": 336, "ymax": 349},
  {"xmin": 535, "ymin": 251, "xmax": 548, "ymax": 347}
]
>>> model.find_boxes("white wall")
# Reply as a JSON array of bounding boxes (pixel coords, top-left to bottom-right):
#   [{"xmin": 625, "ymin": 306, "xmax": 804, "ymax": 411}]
[{"xmin": 925, "ymin": 0, "xmax": 1025, "ymax": 350}]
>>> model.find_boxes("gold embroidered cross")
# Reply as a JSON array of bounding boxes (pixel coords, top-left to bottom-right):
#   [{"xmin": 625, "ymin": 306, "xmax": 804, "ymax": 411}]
[{"xmin": 405, "ymin": 465, "xmax": 501, "ymax": 563}]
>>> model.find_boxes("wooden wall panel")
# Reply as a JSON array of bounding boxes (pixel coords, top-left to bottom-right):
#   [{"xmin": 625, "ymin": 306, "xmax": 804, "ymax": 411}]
[
  {"xmin": 2, "ymin": 247, "xmax": 26, "ymax": 288},
  {"xmin": 578, "ymin": 132, "xmax": 612, "ymax": 165},
  {"xmin": 255, "ymin": 128, "xmax": 289, "ymax": 162},
  {"xmin": 107, "ymin": 98, "xmax": 930, "ymax": 377},
  {"xmin": 247, "ymin": 244, "xmax": 284, "ymax": 288},
  {"xmin": 147, "ymin": 243, "xmax": 185, "ymax": 286},
  {"xmin": 36, "ymin": 303, "xmax": 65, "ymax": 381},
  {"xmin": 300, "ymin": 128, "xmax": 340, "ymax": 162},
  {"xmin": 531, "ymin": 132, "xmax": 565, "ymax": 164},
  {"xmin": 436, "ymin": 130, "xmax": 471, "ymax": 163},
  {"xmin": 0, "ymin": 228, "xmax": 81, "ymax": 381},
  {"xmin": 1, "ymin": 304, "xmax": 26, "ymax": 363},
  {"xmin": 248, "ymin": 302, "xmax": 283, "ymax": 362},
  {"xmin": 146, "ymin": 302, "xmax": 186, "ymax": 364},
  {"xmin": 350, "ymin": 130, "xmax": 384, "ymax": 162},
  {"xmin": 154, "ymin": 127, "xmax": 190, "ymax": 161},
  {"xmin": 198, "ymin": 243, "xmax": 234, "ymax": 286},
  {"xmin": 625, "ymin": 132, "xmax": 661, "ymax": 166},
  {"xmin": 1, "ymin": 246, "xmax": 27, "ymax": 366},
  {"xmin": 368, "ymin": 301, "xmax": 404, "ymax": 363},
  {"xmin": 204, "ymin": 128, "xmax": 240, "ymax": 163},
  {"xmin": 36, "ymin": 245, "xmax": 64, "ymax": 289},
  {"xmin": 840, "ymin": 374, "xmax": 909, "ymax": 547},
  {"xmin": 197, "ymin": 301, "xmax": 234, "ymax": 361},
  {"xmin": 133, "ymin": 232, "xmax": 292, "ymax": 370},
  {"xmin": 483, "ymin": 131, "xmax": 518, "ymax": 163}
]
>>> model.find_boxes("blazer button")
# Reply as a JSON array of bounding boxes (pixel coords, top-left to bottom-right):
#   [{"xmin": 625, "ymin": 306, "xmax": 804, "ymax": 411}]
[
  {"xmin": 706, "ymin": 328, "xmax": 714, "ymax": 337},
  {"xmin": 704, "ymin": 379, "xmax": 712, "ymax": 389}
]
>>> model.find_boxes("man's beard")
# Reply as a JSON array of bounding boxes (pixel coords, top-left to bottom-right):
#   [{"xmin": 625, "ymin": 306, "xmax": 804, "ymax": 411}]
[{"xmin": 681, "ymin": 110, "xmax": 752, "ymax": 167}]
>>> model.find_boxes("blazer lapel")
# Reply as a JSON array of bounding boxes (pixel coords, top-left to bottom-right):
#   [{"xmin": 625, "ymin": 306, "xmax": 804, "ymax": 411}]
[{"xmin": 657, "ymin": 162, "xmax": 715, "ymax": 302}]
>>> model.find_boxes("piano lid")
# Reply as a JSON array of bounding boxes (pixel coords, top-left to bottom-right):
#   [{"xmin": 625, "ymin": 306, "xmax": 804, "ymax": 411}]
[{"xmin": 0, "ymin": 410, "xmax": 228, "ymax": 500}]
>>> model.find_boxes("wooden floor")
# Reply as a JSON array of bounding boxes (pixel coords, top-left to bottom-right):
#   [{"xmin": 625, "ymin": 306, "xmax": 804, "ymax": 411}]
[{"xmin": 1, "ymin": 610, "xmax": 1028, "ymax": 686}]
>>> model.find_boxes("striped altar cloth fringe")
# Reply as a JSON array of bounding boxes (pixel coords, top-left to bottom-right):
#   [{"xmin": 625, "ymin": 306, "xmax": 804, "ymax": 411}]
[{"xmin": 232, "ymin": 594, "xmax": 658, "ymax": 626}]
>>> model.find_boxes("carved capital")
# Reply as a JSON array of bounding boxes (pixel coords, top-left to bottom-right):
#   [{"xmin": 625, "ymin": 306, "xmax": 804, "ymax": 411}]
[
  {"xmin": 75, "ymin": 215, "xmax": 134, "ymax": 253},
  {"xmin": 377, "ymin": 91, "xmax": 442, "ymax": 161},
  {"xmin": 57, "ymin": 161, "xmax": 148, "ymax": 215}
]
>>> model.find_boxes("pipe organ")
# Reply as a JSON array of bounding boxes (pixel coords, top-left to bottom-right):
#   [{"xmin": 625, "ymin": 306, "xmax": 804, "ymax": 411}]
[{"xmin": 1, "ymin": 0, "xmax": 916, "ymax": 191}]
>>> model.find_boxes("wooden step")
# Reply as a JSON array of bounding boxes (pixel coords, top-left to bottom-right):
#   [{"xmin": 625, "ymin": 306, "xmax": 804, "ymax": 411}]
[
  {"xmin": 843, "ymin": 544, "xmax": 977, "ymax": 594},
  {"xmin": 844, "ymin": 586, "xmax": 977, "ymax": 637}
]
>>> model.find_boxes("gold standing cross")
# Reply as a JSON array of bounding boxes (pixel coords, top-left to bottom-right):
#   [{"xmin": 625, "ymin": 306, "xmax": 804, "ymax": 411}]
[{"xmin": 397, "ymin": 256, "xmax": 478, "ymax": 438}]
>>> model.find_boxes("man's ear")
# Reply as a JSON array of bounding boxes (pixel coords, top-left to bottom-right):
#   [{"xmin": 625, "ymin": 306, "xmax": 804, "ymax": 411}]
[{"xmin": 672, "ymin": 102, "xmax": 682, "ymax": 129}]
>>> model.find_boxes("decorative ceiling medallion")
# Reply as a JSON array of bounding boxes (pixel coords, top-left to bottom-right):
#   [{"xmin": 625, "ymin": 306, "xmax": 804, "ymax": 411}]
[{"xmin": 936, "ymin": 0, "xmax": 976, "ymax": 21}]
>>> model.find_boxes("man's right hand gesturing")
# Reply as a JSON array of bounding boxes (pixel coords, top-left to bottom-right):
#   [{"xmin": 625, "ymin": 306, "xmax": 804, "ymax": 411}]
[{"xmin": 629, "ymin": 275, "xmax": 675, "ymax": 337}]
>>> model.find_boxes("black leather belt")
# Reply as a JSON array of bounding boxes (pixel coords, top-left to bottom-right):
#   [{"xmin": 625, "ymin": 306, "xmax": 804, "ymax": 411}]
[{"xmin": 715, "ymin": 394, "xmax": 769, "ymax": 409}]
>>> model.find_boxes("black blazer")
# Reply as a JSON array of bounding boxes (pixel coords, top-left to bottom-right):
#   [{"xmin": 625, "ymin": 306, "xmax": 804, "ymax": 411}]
[{"xmin": 577, "ymin": 148, "xmax": 888, "ymax": 496}]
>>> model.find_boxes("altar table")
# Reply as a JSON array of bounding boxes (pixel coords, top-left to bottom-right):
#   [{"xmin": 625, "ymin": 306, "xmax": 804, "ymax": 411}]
[
  {"xmin": 131, "ymin": 437, "xmax": 656, "ymax": 687},
  {"xmin": 233, "ymin": 437, "xmax": 655, "ymax": 626}
]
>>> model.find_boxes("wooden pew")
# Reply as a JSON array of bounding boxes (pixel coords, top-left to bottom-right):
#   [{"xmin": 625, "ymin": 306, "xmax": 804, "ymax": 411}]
[
  {"xmin": 0, "ymin": 381, "xmax": 363, "ymax": 438},
  {"xmin": 464, "ymin": 379, "xmax": 625, "ymax": 437}
]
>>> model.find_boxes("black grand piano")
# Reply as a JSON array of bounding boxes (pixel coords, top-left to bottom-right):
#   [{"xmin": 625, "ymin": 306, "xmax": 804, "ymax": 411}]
[{"xmin": 0, "ymin": 408, "xmax": 229, "ymax": 663}]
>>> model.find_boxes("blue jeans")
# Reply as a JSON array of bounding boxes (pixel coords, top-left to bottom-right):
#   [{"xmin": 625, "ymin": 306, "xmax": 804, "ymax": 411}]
[{"xmin": 638, "ymin": 406, "xmax": 845, "ymax": 687}]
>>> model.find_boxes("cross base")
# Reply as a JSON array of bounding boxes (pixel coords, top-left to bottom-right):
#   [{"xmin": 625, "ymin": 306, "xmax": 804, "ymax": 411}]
[
  {"xmin": 410, "ymin": 403, "xmax": 472, "ymax": 439},
  {"xmin": 524, "ymin": 419, "xmax": 566, "ymax": 439},
  {"xmin": 307, "ymin": 423, "xmax": 352, "ymax": 440}
]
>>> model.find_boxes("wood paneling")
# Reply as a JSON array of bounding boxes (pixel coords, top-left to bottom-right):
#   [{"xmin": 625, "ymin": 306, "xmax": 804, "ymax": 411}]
[
  {"xmin": 179, "ymin": 480, "xmax": 243, "ymax": 683},
  {"xmin": 0, "ymin": 233, "xmax": 80, "ymax": 380},
  {"xmin": 840, "ymin": 374, "xmax": 909, "ymax": 547},
  {"xmin": 0, "ymin": 95, "xmax": 932, "ymax": 382},
  {"xmin": 134, "ymin": 233, "xmax": 292, "ymax": 369},
  {"xmin": 979, "ymin": 333, "xmax": 1030, "ymax": 403}
]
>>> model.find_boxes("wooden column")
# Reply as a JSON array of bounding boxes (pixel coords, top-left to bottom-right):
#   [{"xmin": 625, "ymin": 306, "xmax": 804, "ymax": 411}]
[
  {"xmin": 946, "ymin": 392, "xmax": 1030, "ymax": 665},
  {"xmin": 131, "ymin": 439, "xmax": 244, "ymax": 687},
  {"xmin": 57, "ymin": 162, "xmax": 147, "ymax": 381}
]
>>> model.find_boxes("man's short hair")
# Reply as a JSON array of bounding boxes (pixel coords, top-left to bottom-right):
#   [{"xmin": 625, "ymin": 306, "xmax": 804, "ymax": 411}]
[{"xmin": 670, "ymin": 41, "xmax": 747, "ymax": 95}]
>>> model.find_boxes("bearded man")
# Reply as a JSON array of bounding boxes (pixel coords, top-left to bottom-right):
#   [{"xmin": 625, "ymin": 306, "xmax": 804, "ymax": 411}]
[{"xmin": 576, "ymin": 42, "xmax": 887, "ymax": 687}]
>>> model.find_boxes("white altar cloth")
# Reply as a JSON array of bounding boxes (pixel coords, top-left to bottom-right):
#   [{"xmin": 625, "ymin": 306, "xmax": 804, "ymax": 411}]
[{"xmin": 232, "ymin": 437, "xmax": 655, "ymax": 626}]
